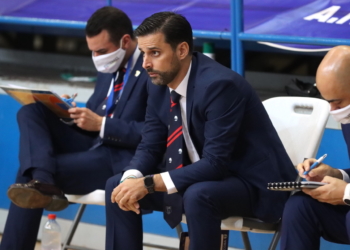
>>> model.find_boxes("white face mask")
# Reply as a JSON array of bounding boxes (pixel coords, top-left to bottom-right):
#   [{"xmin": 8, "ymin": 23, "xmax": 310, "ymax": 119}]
[
  {"xmin": 330, "ymin": 104, "xmax": 350, "ymax": 124},
  {"xmin": 92, "ymin": 38, "xmax": 126, "ymax": 73}
]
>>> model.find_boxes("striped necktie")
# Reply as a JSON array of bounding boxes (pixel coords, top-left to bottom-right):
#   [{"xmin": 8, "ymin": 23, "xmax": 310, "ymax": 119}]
[
  {"xmin": 163, "ymin": 90, "xmax": 184, "ymax": 228},
  {"xmin": 106, "ymin": 68, "xmax": 126, "ymax": 117}
]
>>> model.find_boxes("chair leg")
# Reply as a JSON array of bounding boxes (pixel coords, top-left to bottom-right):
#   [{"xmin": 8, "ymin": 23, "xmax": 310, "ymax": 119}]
[
  {"xmin": 268, "ymin": 222, "xmax": 282, "ymax": 250},
  {"xmin": 241, "ymin": 232, "xmax": 252, "ymax": 250},
  {"xmin": 62, "ymin": 204, "xmax": 86, "ymax": 250},
  {"xmin": 175, "ymin": 223, "xmax": 183, "ymax": 238}
]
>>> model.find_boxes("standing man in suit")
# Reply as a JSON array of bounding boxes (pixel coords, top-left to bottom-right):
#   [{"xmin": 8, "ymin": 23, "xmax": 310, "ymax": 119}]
[
  {"xmin": 0, "ymin": 7, "xmax": 149, "ymax": 250},
  {"xmin": 105, "ymin": 12, "xmax": 296, "ymax": 250},
  {"xmin": 280, "ymin": 46, "xmax": 350, "ymax": 250}
]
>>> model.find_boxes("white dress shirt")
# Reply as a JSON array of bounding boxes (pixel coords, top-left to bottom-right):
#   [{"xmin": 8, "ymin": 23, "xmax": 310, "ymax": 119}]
[
  {"xmin": 121, "ymin": 63, "xmax": 200, "ymax": 194},
  {"xmin": 340, "ymin": 169, "xmax": 350, "ymax": 205}
]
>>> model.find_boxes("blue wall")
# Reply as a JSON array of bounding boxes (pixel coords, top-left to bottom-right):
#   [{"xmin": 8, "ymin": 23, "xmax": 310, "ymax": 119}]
[{"xmin": 0, "ymin": 94, "xmax": 349, "ymax": 249}]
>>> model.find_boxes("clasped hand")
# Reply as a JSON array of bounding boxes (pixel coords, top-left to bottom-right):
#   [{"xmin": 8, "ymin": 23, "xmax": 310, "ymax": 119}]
[
  {"xmin": 297, "ymin": 158, "xmax": 347, "ymax": 205},
  {"xmin": 111, "ymin": 178, "xmax": 148, "ymax": 214}
]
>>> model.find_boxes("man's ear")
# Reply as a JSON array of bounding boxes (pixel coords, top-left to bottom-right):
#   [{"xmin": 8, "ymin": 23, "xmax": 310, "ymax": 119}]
[
  {"xmin": 177, "ymin": 42, "xmax": 189, "ymax": 60},
  {"xmin": 121, "ymin": 34, "xmax": 131, "ymax": 50}
]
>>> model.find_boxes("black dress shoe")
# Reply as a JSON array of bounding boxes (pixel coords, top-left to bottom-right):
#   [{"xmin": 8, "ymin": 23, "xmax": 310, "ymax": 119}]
[{"xmin": 7, "ymin": 180, "xmax": 69, "ymax": 211}]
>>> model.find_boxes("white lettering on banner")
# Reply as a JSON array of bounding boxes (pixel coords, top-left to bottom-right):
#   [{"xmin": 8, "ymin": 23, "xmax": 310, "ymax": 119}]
[
  {"xmin": 336, "ymin": 13, "xmax": 350, "ymax": 24},
  {"xmin": 304, "ymin": 5, "xmax": 341, "ymax": 23}
]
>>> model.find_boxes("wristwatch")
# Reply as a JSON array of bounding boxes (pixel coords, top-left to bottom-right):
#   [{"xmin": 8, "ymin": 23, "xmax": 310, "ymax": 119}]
[
  {"xmin": 144, "ymin": 175, "xmax": 155, "ymax": 194},
  {"xmin": 343, "ymin": 183, "xmax": 350, "ymax": 205}
]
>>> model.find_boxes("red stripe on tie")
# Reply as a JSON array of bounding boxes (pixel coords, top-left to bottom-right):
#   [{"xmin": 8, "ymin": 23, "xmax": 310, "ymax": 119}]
[
  {"xmin": 171, "ymin": 101, "xmax": 177, "ymax": 107},
  {"xmin": 114, "ymin": 86, "xmax": 123, "ymax": 92},
  {"xmin": 167, "ymin": 126, "xmax": 182, "ymax": 142},
  {"xmin": 176, "ymin": 164, "xmax": 183, "ymax": 169},
  {"xmin": 167, "ymin": 130, "xmax": 183, "ymax": 147},
  {"xmin": 114, "ymin": 83, "xmax": 123, "ymax": 88}
]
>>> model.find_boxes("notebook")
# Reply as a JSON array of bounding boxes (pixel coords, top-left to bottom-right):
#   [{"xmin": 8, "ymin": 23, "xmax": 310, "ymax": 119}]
[
  {"xmin": 267, "ymin": 181, "xmax": 326, "ymax": 191},
  {"xmin": 0, "ymin": 84, "xmax": 73, "ymax": 118}
]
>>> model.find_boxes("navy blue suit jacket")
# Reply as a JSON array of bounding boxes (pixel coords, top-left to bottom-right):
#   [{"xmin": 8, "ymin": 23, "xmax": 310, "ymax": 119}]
[
  {"xmin": 341, "ymin": 124, "xmax": 350, "ymax": 176},
  {"xmin": 87, "ymin": 54, "xmax": 149, "ymax": 173},
  {"xmin": 126, "ymin": 52, "xmax": 296, "ymax": 222}
]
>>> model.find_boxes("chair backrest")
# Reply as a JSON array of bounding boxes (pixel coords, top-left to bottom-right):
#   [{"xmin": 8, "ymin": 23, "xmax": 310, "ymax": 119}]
[{"xmin": 263, "ymin": 96, "xmax": 330, "ymax": 166}]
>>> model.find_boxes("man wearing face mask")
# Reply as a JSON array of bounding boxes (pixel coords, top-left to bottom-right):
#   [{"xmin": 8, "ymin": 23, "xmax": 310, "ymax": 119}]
[
  {"xmin": 0, "ymin": 7, "xmax": 149, "ymax": 250},
  {"xmin": 280, "ymin": 45, "xmax": 350, "ymax": 250}
]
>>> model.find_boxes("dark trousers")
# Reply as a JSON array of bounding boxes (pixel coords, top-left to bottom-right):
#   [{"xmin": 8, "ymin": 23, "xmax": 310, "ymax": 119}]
[
  {"xmin": 105, "ymin": 173, "xmax": 256, "ymax": 250},
  {"xmin": 280, "ymin": 192, "xmax": 350, "ymax": 250},
  {"xmin": 0, "ymin": 103, "xmax": 115, "ymax": 250}
]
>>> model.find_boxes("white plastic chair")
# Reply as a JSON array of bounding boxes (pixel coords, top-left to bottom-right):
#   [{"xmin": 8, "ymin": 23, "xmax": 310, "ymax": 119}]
[
  {"xmin": 182, "ymin": 96, "xmax": 330, "ymax": 250},
  {"xmin": 63, "ymin": 190, "xmax": 105, "ymax": 250}
]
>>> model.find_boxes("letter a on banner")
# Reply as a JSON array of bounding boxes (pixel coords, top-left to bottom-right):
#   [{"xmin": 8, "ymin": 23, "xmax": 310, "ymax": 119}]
[{"xmin": 304, "ymin": 5, "xmax": 341, "ymax": 23}]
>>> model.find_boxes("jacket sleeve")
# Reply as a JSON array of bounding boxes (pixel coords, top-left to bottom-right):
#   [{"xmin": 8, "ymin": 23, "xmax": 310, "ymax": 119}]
[{"xmin": 123, "ymin": 84, "xmax": 168, "ymax": 175}]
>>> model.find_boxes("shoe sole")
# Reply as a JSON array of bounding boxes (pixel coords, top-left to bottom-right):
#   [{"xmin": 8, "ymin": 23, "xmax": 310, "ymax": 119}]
[
  {"xmin": 7, "ymin": 187, "xmax": 52, "ymax": 209},
  {"xmin": 45, "ymin": 195, "xmax": 69, "ymax": 211}
]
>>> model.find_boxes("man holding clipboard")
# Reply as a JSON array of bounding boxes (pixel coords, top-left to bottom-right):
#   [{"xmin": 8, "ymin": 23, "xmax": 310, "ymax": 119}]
[
  {"xmin": 0, "ymin": 7, "xmax": 149, "ymax": 250},
  {"xmin": 280, "ymin": 46, "xmax": 350, "ymax": 249}
]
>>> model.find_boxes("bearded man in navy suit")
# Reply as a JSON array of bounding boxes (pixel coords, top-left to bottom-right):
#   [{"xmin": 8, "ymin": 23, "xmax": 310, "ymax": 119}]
[
  {"xmin": 0, "ymin": 7, "xmax": 149, "ymax": 250},
  {"xmin": 105, "ymin": 12, "xmax": 296, "ymax": 250}
]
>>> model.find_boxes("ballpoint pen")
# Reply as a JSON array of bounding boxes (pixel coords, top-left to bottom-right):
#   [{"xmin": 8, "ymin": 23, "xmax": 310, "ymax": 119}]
[
  {"xmin": 303, "ymin": 153, "xmax": 327, "ymax": 175},
  {"xmin": 63, "ymin": 93, "xmax": 78, "ymax": 106}
]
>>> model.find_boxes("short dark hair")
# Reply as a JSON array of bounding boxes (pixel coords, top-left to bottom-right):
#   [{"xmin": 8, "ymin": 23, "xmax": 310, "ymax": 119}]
[
  {"xmin": 135, "ymin": 12, "xmax": 193, "ymax": 53},
  {"xmin": 85, "ymin": 7, "xmax": 134, "ymax": 46}
]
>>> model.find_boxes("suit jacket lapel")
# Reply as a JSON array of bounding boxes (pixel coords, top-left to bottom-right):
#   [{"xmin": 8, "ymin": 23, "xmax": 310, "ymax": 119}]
[
  {"xmin": 186, "ymin": 55, "xmax": 197, "ymax": 128},
  {"xmin": 113, "ymin": 54, "xmax": 143, "ymax": 117}
]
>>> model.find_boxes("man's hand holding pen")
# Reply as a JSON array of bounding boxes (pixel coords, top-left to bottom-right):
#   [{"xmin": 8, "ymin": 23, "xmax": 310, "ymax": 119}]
[
  {"xmin": 297, "ymin": 157, "xmax": 343, "ymax": 181},
  {"xmin": 297, "ymin": 156, "xmax": 348, "ymax": 205}
]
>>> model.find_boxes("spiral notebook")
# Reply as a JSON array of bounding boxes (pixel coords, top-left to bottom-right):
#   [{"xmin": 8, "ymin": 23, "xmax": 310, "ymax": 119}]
[{"xmin": 267, "ymin": 181, "xmax": 326, "ymax": 191}]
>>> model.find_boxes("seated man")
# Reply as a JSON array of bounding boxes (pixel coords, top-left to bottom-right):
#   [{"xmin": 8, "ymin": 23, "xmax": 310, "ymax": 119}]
[
  {"xmin": 105, "ymin": 12, "xmax": 297, "ymax": 250},
  {"xmin": 280, "ymin": 46, "xmax": 350, "ymax": 250},
  {"xmin": 0, "ymin": 7, "xmax": 149, "ymax": 250}
]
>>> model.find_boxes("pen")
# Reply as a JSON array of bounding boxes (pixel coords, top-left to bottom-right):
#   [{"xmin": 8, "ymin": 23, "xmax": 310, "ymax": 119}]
[
  {"xmin": 303, "ymin": 154, "xmax": 327, "ymax": 175},
  {"xmin": 70, "ymin": 93, "xmax": 78, "ymax": 102},
  {"xmin": 62, "ymin": 93, "xmax": 78, "ymax": 106}
]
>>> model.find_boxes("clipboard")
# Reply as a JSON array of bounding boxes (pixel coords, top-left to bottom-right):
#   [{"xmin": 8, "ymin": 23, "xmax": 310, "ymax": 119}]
[
  {"xmin": 0, "ymin": 85, "xmax": 72, "ymax": 119},
  {"xmin": 267, "ymin": 181, "xmax": 326, "ymax": 191}
]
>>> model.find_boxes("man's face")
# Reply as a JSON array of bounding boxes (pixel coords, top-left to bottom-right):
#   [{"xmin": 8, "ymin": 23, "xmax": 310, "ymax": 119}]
[
  {"xmin": 138, "ymin": 32, "xmax": 181, "ymax": 86},
  {"xmin": 317, "ymin": 72, "xmax": 350, "ymax": 111},
  {"xmin": 86, "ymin": 29, "xmax": 119, "ymax": 57}
]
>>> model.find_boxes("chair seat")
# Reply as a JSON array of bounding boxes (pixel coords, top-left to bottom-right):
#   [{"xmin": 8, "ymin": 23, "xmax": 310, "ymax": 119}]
[
  {"xmin": 220, "ymin": 217, "xmax": 278, "ymax": 233},
  {"xmin": 66, "ymin": 189, "xmax": 105, "ymax": 206},
  {"xmin": 181, "ymin": 215, "xmax": 277, "ymax": 234}
]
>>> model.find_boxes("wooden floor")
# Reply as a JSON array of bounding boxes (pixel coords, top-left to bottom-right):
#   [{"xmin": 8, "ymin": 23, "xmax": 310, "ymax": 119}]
[{"xmin": 0, "ymin": 234, "xmax": 178, "ymax": 250}]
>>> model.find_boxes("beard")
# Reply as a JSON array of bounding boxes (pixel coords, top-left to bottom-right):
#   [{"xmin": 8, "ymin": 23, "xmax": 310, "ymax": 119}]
[{"xmin": 147, "ymin": 57, "xmax": 181, "ymax": 86}]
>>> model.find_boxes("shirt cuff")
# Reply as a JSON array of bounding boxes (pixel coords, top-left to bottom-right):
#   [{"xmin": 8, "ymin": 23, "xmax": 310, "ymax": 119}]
[
  {"xmin": 121, "ymin": 169, "xmax": 144, "ymax": 182},
  {"xmin": 342, "ymin": 183, "xmax": 350, "ymax": 205},
  {"xmin": 160, "ymin": 172, "xmax": 178, "ymax": 194},
  {"xmin": 339, "ymin": 169, "xmax": 350, "ymax": 183},
  {"xmin": 99, "ymin": 117, "xmax": 107, "ymax": 138}
]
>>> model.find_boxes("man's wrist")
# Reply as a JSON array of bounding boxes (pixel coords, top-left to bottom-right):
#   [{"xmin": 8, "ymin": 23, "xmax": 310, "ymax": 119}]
[
  {"xmin": 120, "ymin": 175, "xmax": 137, "ymax": 183},
  {"xmin": 333, "ymin": 169, "xmax": 343, "ymax": 179},
  {"xmin": 144, "ymin": 175, "xmax": 155, "ymax": 194}
]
